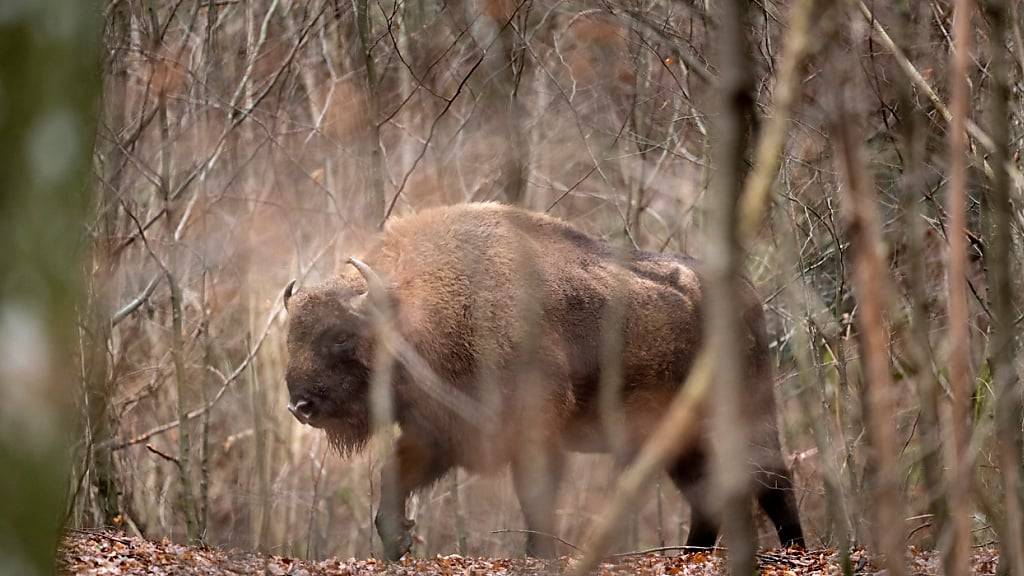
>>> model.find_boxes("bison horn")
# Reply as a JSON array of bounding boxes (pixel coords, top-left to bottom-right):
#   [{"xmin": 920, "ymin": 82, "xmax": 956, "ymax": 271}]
[
  {"xmin": 348, "ymin": 257, "xmax": 388, "ymax": 310},
  {"xmin": 283, "ymin": 279, "xmax": 297, "ymax": 310}
]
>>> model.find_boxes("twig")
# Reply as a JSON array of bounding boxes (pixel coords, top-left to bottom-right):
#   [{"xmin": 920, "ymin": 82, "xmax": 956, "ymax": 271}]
[
  {"xmin": 608, "ymin": 5, "xmax": 715, "ymax": 86},
  {"xmin": 567, "ymin": 350, "xmax": 713, "ymax": 576},
  {"xmin": 145, "ymin": 443, "xmax": 182, "ymax": 467},
  {"xmin": 612, "ymin": 545, "xmax": 724, "ymax": 557},
  {"xmin": 385, "ymin": 332, "xmax": 496, "ymax": 430},
  {"xmin": 545, "ymin": 164, "xmax": 600, "ymax": 212},
  {"xmin": 112, "ymin": 1, "xmax": 328, "ymax": 253},
  {"xmin": 111, "ymin": 274, "xmax": 161, "ymax": 326},
  {"xmin": 490, "ymin": 529, "xmax": 581, "ymax": 552},
  {"xmin": 108, "ymin": 294, "xmax": 277, "ymax": 451},
  {"xmin": 66, "ymin": 528, "xmax": 135, "ymax": 546},
  {"xmin": 855, "ymin": 1, "xmax": 989, "ymax": 146}
]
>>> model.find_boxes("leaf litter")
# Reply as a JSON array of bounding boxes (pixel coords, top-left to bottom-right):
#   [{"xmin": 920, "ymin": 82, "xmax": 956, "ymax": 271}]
[{"xmin": 60, "ymin": 530, "xmax": 1001, "ymax": 575}]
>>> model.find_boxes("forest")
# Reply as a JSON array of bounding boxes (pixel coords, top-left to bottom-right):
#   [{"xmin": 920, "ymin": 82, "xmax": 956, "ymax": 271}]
[{"xmin": 1, "ymin": 0, "xmax": 1022, "ymax": 574}]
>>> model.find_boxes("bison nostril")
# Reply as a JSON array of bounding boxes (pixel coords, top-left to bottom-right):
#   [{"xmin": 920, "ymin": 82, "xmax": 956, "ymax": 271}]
[{"xmin": 287, "ymin": 400, "xmax": 315, "ymax": 423}]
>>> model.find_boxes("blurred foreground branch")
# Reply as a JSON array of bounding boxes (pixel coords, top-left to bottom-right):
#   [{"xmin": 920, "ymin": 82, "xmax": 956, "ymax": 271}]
[
  {"xmin": 739, "ymin": 0, "xmax": 825, "ymax": 235},
  {"xmin": 945, "ymin": 0, "xmax": 975, "ymax": 573},
  {"xmin": 568, "ymin": 351, "xmax": 712, "ymax": 576},
  {"xmin": 0, "ymin": 2, "xmax": 101, "ymax": 573},
  {"xmin": 983, "ymin": 0, "xmax": 1024, "ymax": 572}
]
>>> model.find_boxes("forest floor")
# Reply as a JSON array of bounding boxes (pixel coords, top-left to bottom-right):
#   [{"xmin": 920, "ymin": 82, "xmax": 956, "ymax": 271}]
[{"xmin": 60, "ymin": 529, "xmax": 1001, "ymax": 575}]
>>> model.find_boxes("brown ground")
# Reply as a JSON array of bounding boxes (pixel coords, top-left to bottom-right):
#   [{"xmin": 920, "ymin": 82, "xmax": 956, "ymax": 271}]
[{"xmin": 60, "ymin": 529, "xmax": 1000, "ymax": 575}]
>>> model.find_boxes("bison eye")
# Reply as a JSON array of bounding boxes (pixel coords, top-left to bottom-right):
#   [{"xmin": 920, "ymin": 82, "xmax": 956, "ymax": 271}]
[{"xmin": 322, "ymin": 337, "xmax": 354, "ymax": 359}]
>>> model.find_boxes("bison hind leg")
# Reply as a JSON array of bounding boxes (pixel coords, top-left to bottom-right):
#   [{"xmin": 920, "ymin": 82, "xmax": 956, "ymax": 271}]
[
  {"xmin": 753, "ymin": 465, "xmax": 805, "ymax": 548},
  {"xmin": 670, "ymin": 456, "xmax": 805, "ymax": 550},
  {"xmin": 668, "ymin": 454, "xmax": 721, "ymax": 549}
]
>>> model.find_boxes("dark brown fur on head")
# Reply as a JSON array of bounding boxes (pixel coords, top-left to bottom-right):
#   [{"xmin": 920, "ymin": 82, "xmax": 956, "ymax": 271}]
[{"xmin": 284, "ymin": 281, "xmax": 375, "ymax": 455}]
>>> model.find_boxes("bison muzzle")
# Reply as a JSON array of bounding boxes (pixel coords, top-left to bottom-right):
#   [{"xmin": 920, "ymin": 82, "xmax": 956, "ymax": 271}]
[{"xmin": 283, "ymin": 203, "xmax": 804, "ymax": 560}]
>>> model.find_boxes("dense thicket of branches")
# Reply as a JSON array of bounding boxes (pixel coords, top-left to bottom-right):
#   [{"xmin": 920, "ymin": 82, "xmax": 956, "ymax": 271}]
[{"xmin": 74, "ymin": 0, "xmax": 1024, "ymax": 569}]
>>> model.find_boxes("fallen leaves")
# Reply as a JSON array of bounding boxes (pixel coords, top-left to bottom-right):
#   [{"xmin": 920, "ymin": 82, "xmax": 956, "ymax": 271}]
[{"xmin": 59, "ymin": 530, "xmax": 1001, "ymax": 575}]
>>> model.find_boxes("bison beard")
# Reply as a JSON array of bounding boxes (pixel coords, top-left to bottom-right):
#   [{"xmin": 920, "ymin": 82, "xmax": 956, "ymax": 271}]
[
  {"xmin": 283, "ymin": 203, "xmax": 805, "ymax": 560},
  {"xmin": 322, "ymin": 412, "xmax": 371, "ymax": 457}
]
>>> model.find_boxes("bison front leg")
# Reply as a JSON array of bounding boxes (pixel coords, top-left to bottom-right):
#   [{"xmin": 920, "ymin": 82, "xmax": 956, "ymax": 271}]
[
  {"xmin": 511, "ymin": 447, "xmax": 565, "ymax": 558},
  {"xmin": 376, "ymin": 433, "xmax": 451, "ymax": 561}
]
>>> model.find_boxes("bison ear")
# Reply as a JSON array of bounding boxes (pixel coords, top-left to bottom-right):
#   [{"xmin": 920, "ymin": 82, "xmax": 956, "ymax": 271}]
[
  {"xmin": 283, "ymin": 279, "xmax": 297, "ymax": 311},
  {"xmin": 349, "ymin": 292, "xmax": 370, "ymax": 318}
]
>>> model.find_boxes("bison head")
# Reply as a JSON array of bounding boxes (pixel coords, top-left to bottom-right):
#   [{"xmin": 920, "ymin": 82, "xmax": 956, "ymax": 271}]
[{"xmin": 282, "ymin": 258, "xmax": 388, "ymax": 453}]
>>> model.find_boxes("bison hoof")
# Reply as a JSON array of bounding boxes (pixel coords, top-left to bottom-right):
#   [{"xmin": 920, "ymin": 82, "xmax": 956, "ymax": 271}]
[{"xmin": 376, "ymin": 513, "xmax": 414, "ymax": 561}]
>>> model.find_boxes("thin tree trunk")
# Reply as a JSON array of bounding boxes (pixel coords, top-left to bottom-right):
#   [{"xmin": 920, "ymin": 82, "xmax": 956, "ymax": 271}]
[
  {"xmin": 451, "ymin": 471, "xmax": 468, "ymax": 555},
  {"xmin": 894, "ymin": 0, "xmax": 946, "ymax": 545},
  {"xmin": 198, "ymin": 274, "xmax": 212, "ymax": 540},
  {"xmin": 982, "ymin": 0, "xmax": 1024, "ymax": 573},
  {"xmin": 85, "ymin": 272, "xmax": 119, "ymax": 529},
  {"xmin": 656, "ymin": 481, "xmax": 665, "ymax": 549},
  {"xmin": 86, "ymin": 147, "xmax": 123, "ymax": 532},
  {"xmin": 779, "ymin": 188, "xmax": 852, "ymax": 569},
  {"xmin": 85, "ymin": 0, "xmax": 133, "ymax": 529},
  {"xmin": 252, "ymin": 349, "xmax": 273, "ymax": 551},
  {"xmin": 946, "ymin": 0, "xmax": 975, "ymax": 572},
  {"xmin": 831, "ymin": 35, "xmax": 907, "ymax": 575},
  {"xmin": 145, "ymin": 0, "xmax": 200, "ymax": 543},
  {"xmin": 355, "ymin": 0, "xmax": 387, "ymax": 227}
]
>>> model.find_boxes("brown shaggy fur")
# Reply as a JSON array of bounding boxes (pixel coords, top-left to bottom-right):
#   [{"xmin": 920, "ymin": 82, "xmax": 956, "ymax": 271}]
[{"xmin": 284, "ymin": 203, "xmax": 804, "ymax": 559}]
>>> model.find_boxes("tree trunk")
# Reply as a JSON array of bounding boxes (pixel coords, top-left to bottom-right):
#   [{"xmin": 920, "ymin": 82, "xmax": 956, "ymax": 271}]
[
  {"xmin": 707, "ymin": 0, "xmax": 758, "ymax": 572},
  {"xmin": 355, "ymin": 0, "xmax": 387, "ymax": 227},
  {"xmin": 831, "ymin": 22, "xmax": 907, "ymax": 574},
  {"xmin": 465, "ymin": 0, "xmax": 529, "ymax": 206}
]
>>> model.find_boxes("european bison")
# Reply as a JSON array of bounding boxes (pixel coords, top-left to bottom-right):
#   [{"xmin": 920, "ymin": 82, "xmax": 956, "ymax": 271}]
[{"xmin": 283, "ymin": 203, "xmax": 804, "ymax": 559}]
